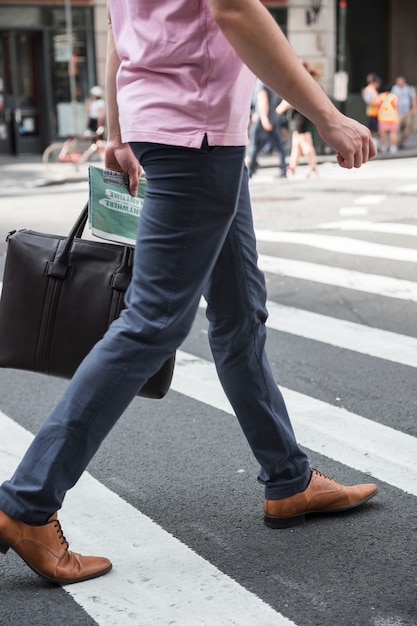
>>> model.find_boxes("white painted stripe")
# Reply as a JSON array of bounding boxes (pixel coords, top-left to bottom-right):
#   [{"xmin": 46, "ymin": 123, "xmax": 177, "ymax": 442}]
[
  {"xmin": 265, "ymin": 302, "xmax": 417, "ymax": 367},
  {"xmin": 355, "ymin": 195, "xmax": 386, "ymax": 205},
  {"xmin": 199, "ymin": 299, "xmax": 417, "ymax": 367},
  {"xmin": 318, "ymin": 220, "xmax": 417, "ymax": 237},
  {"xmin": 338, "ymin": 207, "xmax": 368, "ymax": 217},
  {"xmin": 172, "ymin": 351, "xmax": 417, "ymax": 496},
  {"xmin": 397, "ymin": 183, "xmax": 417, "ymax": 193},
  {"xmin": 255, "ymin": 231, "xmax": 417, "ymax": 263},
  {"xmin": 258, "ymin": 255, "xmax": 417, "ymax": 302},
  {"xmin": 0, "ymin": 410, "xmax": 296, "ymax": 626}
]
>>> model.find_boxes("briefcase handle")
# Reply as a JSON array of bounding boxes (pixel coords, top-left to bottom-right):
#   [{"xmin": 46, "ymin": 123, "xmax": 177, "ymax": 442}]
[{"xmin": 47, "ymin": 203, "xmax": 133, "ymax": 292}]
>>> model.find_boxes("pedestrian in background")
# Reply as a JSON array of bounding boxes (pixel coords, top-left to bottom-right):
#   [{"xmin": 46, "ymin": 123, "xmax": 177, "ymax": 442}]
[
  {"xmin": 247, "ymin": 79, "xmax": 287, "ymax": 178},
  {"xmin": 391, "ymin": 76, "xmax": 417, "ymax": 149},
  {"xmin": 276, "ymin": 62, "xmax": 319, "ymax": 178},
  {"xmin": 86, "ymin": 85, "xmax": 106, "ymax": 134},
  {"xmin": 0, "ymin": 0, "xmax": 378, "ymax": 587},
  {"xmin": 377, "ymin": 87, "xmax": 399, "ymax": 154},
  {"xmin": 362, "ymin": 73, "xmax": 382, "ymax": 149}
]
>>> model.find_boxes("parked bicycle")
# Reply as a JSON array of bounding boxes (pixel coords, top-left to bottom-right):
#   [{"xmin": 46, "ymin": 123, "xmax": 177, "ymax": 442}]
[{"xmin": 42, "ymin": 128, "xmax": 106, "ymax": 168}]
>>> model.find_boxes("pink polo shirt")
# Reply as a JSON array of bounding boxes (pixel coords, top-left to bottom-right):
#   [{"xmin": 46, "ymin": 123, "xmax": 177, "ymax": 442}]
[{"xmin": 108, "ymin": 0, "xmax": 255, "ymax": 148}]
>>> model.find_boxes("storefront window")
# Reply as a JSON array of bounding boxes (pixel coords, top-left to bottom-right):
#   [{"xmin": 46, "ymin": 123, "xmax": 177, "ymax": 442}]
[
  {"xmin": 0, "ymin": 3, "xmax": 96, "ymax": 153},
  {"xmin": 47, "ymin": 7, "xmax": 93, "ymax": 29},
  {"xmin": 15, "ymin": 34, "xmax": 38, "ymax": 108},
  {"xmin": 50, "ymin": 30, "xmax": 89, "ymax": 136},
  {"xmin": 15, "ymin": 33, "xmax": 39, "ymax": 137},
  {"xmin": 268, "ymin": 8, "xmax": 288, "ymax": 35},
  {"xmin": 46, "ymin": 7, "xmax": 95, "ymax": 137},
  {"xmin": 0, "ymin": 7, "xmax": 42, "ymax": 28},
  {"xmin": 51, "ymin": 32, "xmax": 88, "ymax": 103}
]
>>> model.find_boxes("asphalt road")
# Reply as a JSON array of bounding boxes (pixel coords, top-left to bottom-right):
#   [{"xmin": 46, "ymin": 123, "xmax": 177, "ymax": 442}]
[{"xmin": 0, "ymin": 155, "xmax": 416, "ymax": 626}]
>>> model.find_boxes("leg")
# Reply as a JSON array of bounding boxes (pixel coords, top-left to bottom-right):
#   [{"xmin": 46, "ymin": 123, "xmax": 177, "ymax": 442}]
[
  {"xmin": 298, "ymin": 131, "xmax": 318, "ymax": 176},
  {"xmin": 379, "ymin": 128, "xmax": 387, "ymax": 151},
  {"xmin": 367, "ymin": 116, "xmax": 379, "ymax": 150},
  {"xmin": 398, "ymin": 113, "xmax": 410, "ymax": 148},
  {"xmin": 288, "ymin": 131, "xmax": 302, "ymax": 172},
  {"xmin": 271, "ymin": 124, "xmax": 287, "ymax": 176},
  {"xmin": 247, "ymin": 120, "xmax": 265, "ymax": 177},
  {"xmin": 0, "ymin": 140, "xmax": 247, "ymax": 524},
  {"xmin": 402, "ymin": 112, "xmax": 412, "ymax": 146},
  {"xmin": 204, "ymin": 170, "xmax": 377, "ymax": 524},
  {"xmin": 204, "ymin": 169, "xmax": 311, "ymax": 499},
  {"xmin": 389, "ymin": 129, "xmax": 398, "ymax": 153}
]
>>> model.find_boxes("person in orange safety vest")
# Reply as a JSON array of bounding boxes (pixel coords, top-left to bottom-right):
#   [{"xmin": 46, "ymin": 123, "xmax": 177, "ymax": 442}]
[
  {"xmin": 377, "ymin": 90, "xmax": 399, "ymax": 153},
  {"xmin": 362, "ymin": 74, "xmax": 382, "ymax": 145}
]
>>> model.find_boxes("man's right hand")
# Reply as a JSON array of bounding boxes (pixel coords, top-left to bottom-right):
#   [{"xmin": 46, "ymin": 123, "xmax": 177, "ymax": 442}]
[
  {"xmin": 317, "ymin": 112, "xmax": 377, "ymax": 169},
  {"xmin": 105, "ymin": 141, "xmax": 143, "ymax": 197}
]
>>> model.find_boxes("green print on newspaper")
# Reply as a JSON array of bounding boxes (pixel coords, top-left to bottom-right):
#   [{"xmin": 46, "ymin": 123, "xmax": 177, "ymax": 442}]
[{"xmin": 88, "ymin": 165, "xmax": 146, "ymax": 246}]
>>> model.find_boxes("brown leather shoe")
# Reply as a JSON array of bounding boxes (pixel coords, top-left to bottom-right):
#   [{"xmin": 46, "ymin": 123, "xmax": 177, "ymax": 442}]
[
  {"xmin": 264, "ymin": 468, "xmax": 378, "ymax": 528},
  {"xmin": 0, "ymin": 510, "xmax": 112, "ymax": 584}
]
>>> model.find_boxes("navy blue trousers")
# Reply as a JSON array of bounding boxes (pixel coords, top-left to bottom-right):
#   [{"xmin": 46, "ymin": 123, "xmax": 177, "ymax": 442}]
[
  {"xmin": 247, "ymin": 119, "xmax": 287, "ymax": 177},
  {"xmin": 0, "ymin": 140, "xmax": 310, "ymax": 524}
]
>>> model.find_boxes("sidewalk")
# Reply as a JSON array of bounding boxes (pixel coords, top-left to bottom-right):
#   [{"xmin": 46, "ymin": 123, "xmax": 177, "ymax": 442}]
[
  {"xmin": 1, "ymin": 132, "xmax": 417, "ymax": 192},
  {"xmin": 254, "ymin": 130, "xmax": 417, "ymax": 172},
  {"xmin": 0, "ymin": 155, "xmax": 91, "ymax": 193}
]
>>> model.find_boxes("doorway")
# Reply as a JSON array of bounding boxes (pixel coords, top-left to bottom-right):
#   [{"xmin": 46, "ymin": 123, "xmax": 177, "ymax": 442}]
[{"xmin": 0, "ymin": 31, "xmax": 44, "ymax": 155}]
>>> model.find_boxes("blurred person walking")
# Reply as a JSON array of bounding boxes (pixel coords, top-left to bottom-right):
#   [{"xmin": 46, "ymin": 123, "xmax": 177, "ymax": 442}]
[
  {"xmin": 86, "ymin": 86, "xmax": 106, "ymax": 134},
  {"xmin": 362, "ymin": 73, "xmax": 382, "ymax": 149},
  {"xmin": 247, "ymin": 79, "xmax": 287, "ymax": 178},
  {"xmin": 377, "ymin": 88, "xmax": 399, "ymax": 153},
  {"xmin": 391, "ymin": 76, "xmax": 417, "ymax": 149},
  {"xmin": 276, "ymin": 62, "xmax": 319, "ymax": 178}
]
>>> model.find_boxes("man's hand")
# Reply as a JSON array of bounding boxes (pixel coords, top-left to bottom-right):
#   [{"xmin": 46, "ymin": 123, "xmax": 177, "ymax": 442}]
[
  {"xmin": 317, "ymin": 113, "xmax": 377, "ymax": 169},
  {"xmin": 105, "ymin": 141, "xmax": 143, "ymax": 196}
]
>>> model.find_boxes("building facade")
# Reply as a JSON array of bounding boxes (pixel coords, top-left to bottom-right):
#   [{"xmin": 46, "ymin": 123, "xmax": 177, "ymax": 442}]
[
  {"xmin": 0, "ymin": 0, "xmax": 106, "ymax": 155},
  {"xmin": 0, "ymin": 0, "xmax": 415, "ymax": 156}
]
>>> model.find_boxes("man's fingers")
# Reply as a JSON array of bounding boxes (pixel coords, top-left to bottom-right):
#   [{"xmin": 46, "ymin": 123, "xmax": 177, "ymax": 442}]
[{"xmin": 336, "ymin": 152, "xmax": 353, "ymax": 169}]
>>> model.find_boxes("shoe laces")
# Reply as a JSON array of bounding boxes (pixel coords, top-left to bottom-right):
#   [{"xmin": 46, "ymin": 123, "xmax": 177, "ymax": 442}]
[
  {"xmin": 53, "ymin": 519, "xmax": 69, "ymax": 550},
  {"xmin": 311, "ymin": 468, "xmax": 331, "ymax": 481}
]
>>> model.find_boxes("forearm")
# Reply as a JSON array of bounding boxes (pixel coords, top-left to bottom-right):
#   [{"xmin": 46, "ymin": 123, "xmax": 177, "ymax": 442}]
[
  {"xmin": 209, "ymin": 0, "xmax": 375, "ymax": 168},
  {"xmin": 105, "ymin": 9, "xmax": 122, "ymax": 143},
  {"xmin": 208, "ymin": 0, "xmax": 336, "ymax": 128},
  {"xmin": 104, "ymin": 3, "xmax": 141, "ymax": 194},
  {"xmin": 257, "ymin": 90, "xmax": 270, "ymax": 127},
  {"xmin": 276, "ymin": 100, "xmax": 291, "ymax": 115}
]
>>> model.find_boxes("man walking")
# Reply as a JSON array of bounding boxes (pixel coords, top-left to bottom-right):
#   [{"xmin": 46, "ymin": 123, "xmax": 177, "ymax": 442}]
[{"xmin": 0, "ymin": 0, "xmax": 377, "ymax": 586}]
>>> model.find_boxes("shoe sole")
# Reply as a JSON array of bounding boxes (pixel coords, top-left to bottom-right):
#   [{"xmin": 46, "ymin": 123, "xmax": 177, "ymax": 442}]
[
  {"xmin": 264, "ymin": 489, "xmax": 378, "ymax": 529},
  {"xmin": 0, "ymin": 539, "xmax": 112, "ymax": 585}
]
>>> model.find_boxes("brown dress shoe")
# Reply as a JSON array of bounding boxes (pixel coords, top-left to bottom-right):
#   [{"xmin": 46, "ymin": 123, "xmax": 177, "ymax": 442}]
[
  {"xmin": 0, "ymin": 510, "xmax": 112, "ymax": 584},
  {"xmin": 264, "ymin": 468, "xmax": 378, "ymax": 528}
]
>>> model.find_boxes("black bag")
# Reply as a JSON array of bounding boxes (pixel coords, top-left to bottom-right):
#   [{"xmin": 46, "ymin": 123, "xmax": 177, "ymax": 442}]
[{"xmin": 0, "ymin": 204, "xmax": 175, "ymax": 399}]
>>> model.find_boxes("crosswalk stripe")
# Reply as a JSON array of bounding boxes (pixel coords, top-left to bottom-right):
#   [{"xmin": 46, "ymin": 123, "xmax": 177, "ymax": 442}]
[
  {"xmin": 318, "ymin": 221, "xmax": 417, "ymax": 237},
  {"xmin": 265, "ymin": 302, "xmax": 417, "ymax": 367},
  {"xmin": 354, "ymin": 194, "xmax": 386, "ymax": 205},
  {"xmin": 255, "ymin": 231, "xmax": 417, "ymax": 263},
  {"xmin": 258, "ymin": 255, "xmax": 417, "ymax": 302},
  {"xmin": 397, "ymin": 183, "xmax": 417, "ymax": 193},
  {"xmin": 0, "ymin": 410, "xmax": 296, "ymax": 626},
  {"xmin": 199, "ymin": 299, "xmax": 417, "ymax": 367},
  {"xmin": 172, "ymin": 351, "xmax": 417, "ymax": 497},
  {"xmin": 339, "ymin": 207, "xmax": 368, "ymax": 216}
]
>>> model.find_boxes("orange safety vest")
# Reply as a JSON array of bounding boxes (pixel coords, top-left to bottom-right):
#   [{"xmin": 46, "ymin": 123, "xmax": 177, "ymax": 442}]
[
  {"xmin": 377, "ymin": 92, "xmax": 398, "ymax": 123},
  {"xmin": 362, "ymin": 85, "xmax": 379, "ymax": 117}
]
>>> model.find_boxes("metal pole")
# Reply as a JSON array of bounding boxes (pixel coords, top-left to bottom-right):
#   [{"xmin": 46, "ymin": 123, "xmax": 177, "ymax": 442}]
[
  {"xmin": 64, "ymin": 0, "xmax": 77, "ymax": 134},
  {"xmin": 337, "ymin": 0, "xmax": 347, "ymax": 74},
  {"xmin": 336, "ymin": 0, "xmax": 348, "ymax": 114}
]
